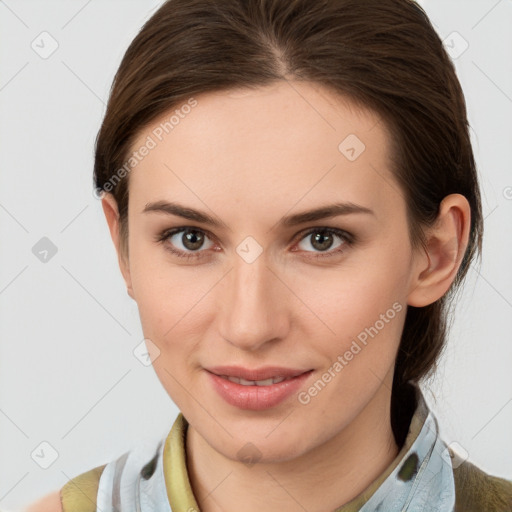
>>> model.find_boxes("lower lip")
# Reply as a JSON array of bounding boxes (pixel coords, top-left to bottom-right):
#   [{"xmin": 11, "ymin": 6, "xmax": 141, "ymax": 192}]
[{"xmin": 206, "ymin": 370, "xmax": 314, "ymax": 410}]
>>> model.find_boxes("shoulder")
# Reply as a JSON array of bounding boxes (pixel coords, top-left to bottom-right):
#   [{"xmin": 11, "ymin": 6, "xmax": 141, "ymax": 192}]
[
  {"xmin": 24, "ymin": 464, "xmax": 107, "ymax": 512},
  {"xmin": 23, "ymin": 490, "xmax": 62, "ymax": 512},
  {"xmin": 59, "ymin": 463, "xmax": 107, "ymax": 512},
  {"xmin": 453, "ymin": 459, "xmax": 512, "ymax": 511}
]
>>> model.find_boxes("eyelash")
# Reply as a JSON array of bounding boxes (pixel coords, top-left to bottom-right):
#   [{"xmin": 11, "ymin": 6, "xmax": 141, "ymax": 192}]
[{"xmin": 155, "ymin": 226, "xmax": 354, "ymax": 261}]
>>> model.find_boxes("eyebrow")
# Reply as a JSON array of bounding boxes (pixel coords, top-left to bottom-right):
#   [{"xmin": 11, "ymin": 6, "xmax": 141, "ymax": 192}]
[{"xmin": 142, "ymin": 200, "xmax": 374, "ymax": 229}]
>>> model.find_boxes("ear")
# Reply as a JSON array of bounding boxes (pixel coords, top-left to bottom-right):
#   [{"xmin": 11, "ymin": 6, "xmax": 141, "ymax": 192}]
[
  {"xmin": 407, "ymin": 193, "xmax": 471, "ymax": 307},
  {"xmin": 101, "ymin": 193, "xmax": 135, "ymax": 300}
]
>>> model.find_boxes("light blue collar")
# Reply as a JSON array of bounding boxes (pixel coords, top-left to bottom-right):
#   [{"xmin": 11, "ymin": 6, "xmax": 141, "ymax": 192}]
[{"xmin": 355, "ymin": 402, "xmax": 456, "ymax": 511}]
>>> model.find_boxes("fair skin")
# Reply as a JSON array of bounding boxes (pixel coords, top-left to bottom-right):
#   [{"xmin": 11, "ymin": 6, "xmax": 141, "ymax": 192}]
[{"xmin": 25, "ymin": 80, "xmax": 470, "ymax": 512}]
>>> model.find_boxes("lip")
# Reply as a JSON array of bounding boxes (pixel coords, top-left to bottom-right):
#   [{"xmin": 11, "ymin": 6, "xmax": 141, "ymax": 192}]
[
  {"xmin": 205, "ymin": 368, "xmax": 314, "ymax": 411},
  {"xmin": 206, "ymin": 365, "xmax": 311, "ymax": 381}
]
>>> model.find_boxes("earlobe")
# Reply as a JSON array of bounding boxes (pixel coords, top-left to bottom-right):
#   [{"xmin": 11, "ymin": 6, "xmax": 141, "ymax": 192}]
[
  {"xmin": 101, "ymin": 193, "xmax": 135, "ymax": 300},
  {"xmin": 407, "ymin": 194, "xmax": 471, "ymax": 307}
]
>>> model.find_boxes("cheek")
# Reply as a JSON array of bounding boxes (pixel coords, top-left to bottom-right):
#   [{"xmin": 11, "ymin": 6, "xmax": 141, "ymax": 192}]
[
  {"xmin": 296, "ymin": 273, "xmax": 406, "ymax": 415},
  {"xmin": 295, "ymin": 256, "xmax": 408, "ymax": 332},
  {"xmin": 130, "ymin": 253, "xmax": 221, "ymax": 359},
  {"xmin": 291, "ymin": 253, "xmax": 409, "ymax": 377}
]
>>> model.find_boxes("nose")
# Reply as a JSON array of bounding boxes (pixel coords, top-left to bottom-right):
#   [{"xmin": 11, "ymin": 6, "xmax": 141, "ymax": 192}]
[{"xmin": 217, "ymin": 253, "xmax": 289, "ymax": 352}]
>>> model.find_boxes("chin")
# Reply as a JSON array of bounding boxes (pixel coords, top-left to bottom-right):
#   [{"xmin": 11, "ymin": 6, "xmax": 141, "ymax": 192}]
[{"xmin": 219, "ymin": 428, "xmax": 311, "ymax": 466}]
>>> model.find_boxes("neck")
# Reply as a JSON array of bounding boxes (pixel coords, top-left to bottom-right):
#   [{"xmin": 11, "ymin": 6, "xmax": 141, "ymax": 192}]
[{"xmin": 185, "ymin": 382, "xmax": 401, "ymax": 512}]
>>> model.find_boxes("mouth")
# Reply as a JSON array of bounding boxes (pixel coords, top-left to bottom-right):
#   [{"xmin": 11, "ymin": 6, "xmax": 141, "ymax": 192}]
[
  {"xmin": 205, "ymin": 368, "xmax": 315, "ymax": 410},
  {"xmin": 214, "ymin": 374, "xmax": 298, "ymax": 386},
  {"xmin": 205, "ymin": 365, "xmax": 313, "ymax": 383}
]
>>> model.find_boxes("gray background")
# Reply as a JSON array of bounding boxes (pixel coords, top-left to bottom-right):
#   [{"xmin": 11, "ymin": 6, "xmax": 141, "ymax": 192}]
[{"xmin": 0, "ymin": 0, "xmax": 511, "ymax": 509}]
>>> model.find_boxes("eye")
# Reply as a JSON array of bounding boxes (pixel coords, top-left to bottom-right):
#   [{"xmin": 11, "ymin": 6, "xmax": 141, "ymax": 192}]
[
  {"xmin": 292, "ymin": 227, "xmax": 352, "ymax": 259},
  {"xmin": 156, "ymin": 227, "xmax": 216, "ymax": 260},
  {"xmin": 155, "ymin": 226, "xmax": 354, "ymax": 261}
]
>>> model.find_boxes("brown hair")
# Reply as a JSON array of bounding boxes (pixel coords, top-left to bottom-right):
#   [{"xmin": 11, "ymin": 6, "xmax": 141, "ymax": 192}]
[{"xmin": 94, "ymin": 0, "xmax": 483, "ymax": 447}]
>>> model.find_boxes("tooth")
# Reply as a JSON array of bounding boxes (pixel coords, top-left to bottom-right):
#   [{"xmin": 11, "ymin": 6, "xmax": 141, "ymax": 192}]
[
  {"xmin": 221, "ymin": 375, "xmax": 292, "ymax": 386},
  {"xmin": 255, "ymin": 378, "xmax": 274, "ymax": 386}
]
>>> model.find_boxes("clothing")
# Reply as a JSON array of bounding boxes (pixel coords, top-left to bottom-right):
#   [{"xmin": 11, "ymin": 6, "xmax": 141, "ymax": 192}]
[{"xmin": 60, "ymin": 385, "xmax": 512, "ymax": 511}]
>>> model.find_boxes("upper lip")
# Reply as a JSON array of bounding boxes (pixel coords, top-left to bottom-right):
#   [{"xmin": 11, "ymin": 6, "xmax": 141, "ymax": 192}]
[{"xmin": 206, "ymin": 365, "xmax": 312, "ymax": 381}]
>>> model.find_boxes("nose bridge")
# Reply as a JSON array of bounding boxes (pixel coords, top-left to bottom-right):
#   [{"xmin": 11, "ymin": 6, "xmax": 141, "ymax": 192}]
[{"xmin": 218, "ymin": 251, "xmax": 287, "ymax": 351}]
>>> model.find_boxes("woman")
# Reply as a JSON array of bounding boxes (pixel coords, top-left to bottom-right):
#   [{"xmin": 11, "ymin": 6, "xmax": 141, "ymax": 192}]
[{"xmin": 25, "ymin": 0, "xmax": 512, "ymax": 510}]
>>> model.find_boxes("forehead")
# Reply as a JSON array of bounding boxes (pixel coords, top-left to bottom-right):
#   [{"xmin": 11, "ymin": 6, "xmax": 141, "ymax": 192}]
[{"xmin": 127, "ymin": 81, "xmax": 399, "ymax": 218}]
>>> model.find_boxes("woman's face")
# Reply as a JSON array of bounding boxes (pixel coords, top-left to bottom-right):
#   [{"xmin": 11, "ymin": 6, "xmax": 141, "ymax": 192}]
[{"xmin": 109, "ymin": 81, "xmax": 424, "ymax": 462}]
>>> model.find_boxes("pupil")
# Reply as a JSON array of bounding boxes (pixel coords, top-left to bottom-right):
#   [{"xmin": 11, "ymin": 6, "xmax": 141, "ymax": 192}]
[
  {"xmin": 183, "ymin": 230, "xmax": 203, "ymax": 250},
  {"xmin": 312, "ymin": 231, "xmax": 333, "ymax": 251}
]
